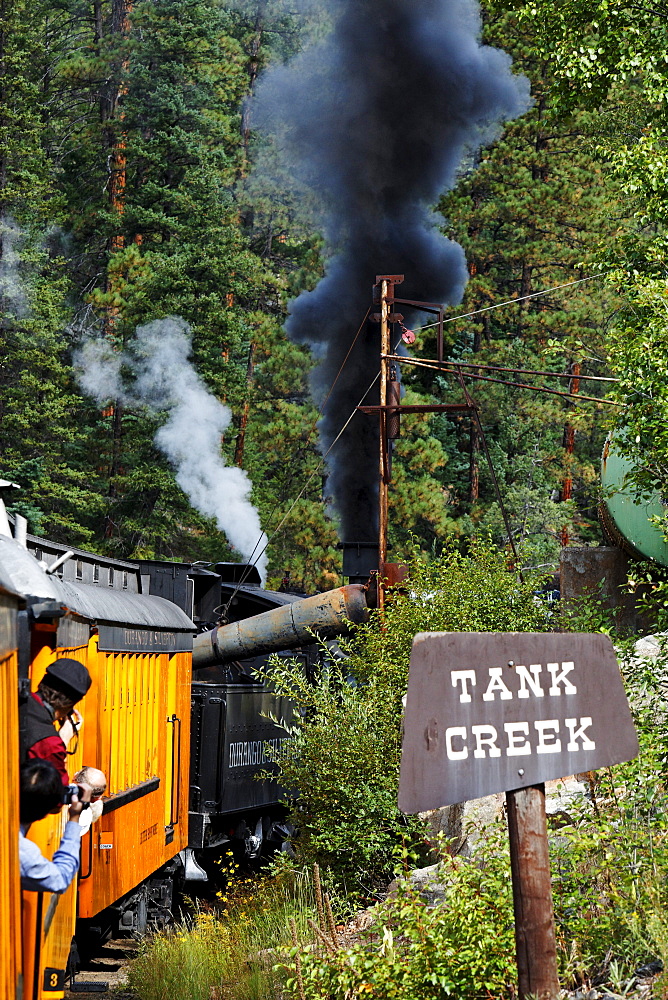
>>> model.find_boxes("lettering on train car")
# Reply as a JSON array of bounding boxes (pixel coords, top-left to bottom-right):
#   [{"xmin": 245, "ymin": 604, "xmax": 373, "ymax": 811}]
[
  {"xmin": 97, "ymin": 624, "xmax": 193, "ymax": 653},
  {"xmin": 140, "ymin": 823, "xmax": 158, "ymax": 844},
  {"xmin": 228, "ymin": 737, "xmax": 292, "ymax": 769}
]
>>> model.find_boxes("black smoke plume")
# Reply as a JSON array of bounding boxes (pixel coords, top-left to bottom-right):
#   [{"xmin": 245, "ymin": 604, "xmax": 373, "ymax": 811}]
[{"xmin": 252, "ymin": 0, "xmax": 529, "ymax": 544}]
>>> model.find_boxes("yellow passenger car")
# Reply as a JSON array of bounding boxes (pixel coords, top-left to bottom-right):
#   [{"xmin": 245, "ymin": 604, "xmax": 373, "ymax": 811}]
[
  {"xmin": 20, "ymin": 562, "xmax": 194, "ymax": 999},
  {"xmin": 0, "ymin": 579, "xmax": 23, "ymax": 1000}
]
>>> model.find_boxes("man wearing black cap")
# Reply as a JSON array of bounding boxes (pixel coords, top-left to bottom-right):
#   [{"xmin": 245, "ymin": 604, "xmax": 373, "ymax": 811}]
[{"xmin": 24, "ymin": 658, "xmax": 92, "ymax": 787}]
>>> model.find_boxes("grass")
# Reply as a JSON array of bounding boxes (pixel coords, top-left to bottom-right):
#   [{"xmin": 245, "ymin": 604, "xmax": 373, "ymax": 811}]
[
  {"xmin": 127, "ymin": 862, "xmax": 318, "ymax": 1000},
  {"xmin": 127, "ymin": 794, "xmax": 668, "ymax": 1000}
]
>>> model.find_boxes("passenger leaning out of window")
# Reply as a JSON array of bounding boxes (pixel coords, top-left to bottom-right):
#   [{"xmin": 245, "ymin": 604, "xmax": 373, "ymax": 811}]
[
  {"xmin": 23, "ymin": 658, "xmax": 92, "ymax": 785},
  {"xmin": 72, "ymin": 766, "xmax": 107, "ymax": 833},
  {"xmin": 19, "ymin": 760, "xmax": 92, "ymax": 893}
]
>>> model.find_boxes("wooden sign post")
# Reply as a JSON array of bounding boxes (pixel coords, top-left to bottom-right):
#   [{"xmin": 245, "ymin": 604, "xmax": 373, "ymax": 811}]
[
  {"xmin": 399, "ymin": 633, "xmax": 639, "ymax": 1000},
  {"xmin": 506, "ymin": 785, "xmax": 559, "ymax": 1000}
]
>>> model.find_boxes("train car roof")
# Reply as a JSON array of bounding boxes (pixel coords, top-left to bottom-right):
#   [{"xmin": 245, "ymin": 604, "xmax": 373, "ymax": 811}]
[
  {"xmin": 137, "ymin": 559, "xmax": 263, "ymax": 587},
  {"xmin": 51, "ymin": 577, "xmax": 195, "ymax": 631},
  {"xmin": 0, "ymin": 544, "xmax": 26, "ymax": 601},
  {"xmin": 23, "ymin": 530, "xmax": 140, "ymax": 570},
  {"xmin": 0, "ymin": 534, "xmax": 60, "ymax": 600},
  {"xmin": 217, "ymin": 582, "xmax": 305, "ymax": 624},
  {"xmin": 220, "ymin": 582, "xmax": 301, "ymax": 605}
]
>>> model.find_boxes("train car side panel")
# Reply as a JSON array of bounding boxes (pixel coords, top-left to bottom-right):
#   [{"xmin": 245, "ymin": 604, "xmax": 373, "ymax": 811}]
[
  {"xmin": 0, "ymin": 593, "xmax": 21, "ymax": 1000},
  {"xmin": 78, "ymin": 645, "xmax": 191, "ymax": 919},
  {"xmin": 165, "ymin": 650, "xmax": 191, "ymax": 848}
]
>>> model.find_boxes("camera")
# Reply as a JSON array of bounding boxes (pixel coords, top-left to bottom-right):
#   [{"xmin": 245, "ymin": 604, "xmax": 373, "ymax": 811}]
[{"xmin": 63, "ymin": 783, "xmax": 88, "ymax": 806}]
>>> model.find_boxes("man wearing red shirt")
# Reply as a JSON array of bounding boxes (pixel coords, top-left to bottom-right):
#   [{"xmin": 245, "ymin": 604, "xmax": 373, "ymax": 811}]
[{"xmin": 24, "ymin": 659, "xmax": 92, "ymax": 786}]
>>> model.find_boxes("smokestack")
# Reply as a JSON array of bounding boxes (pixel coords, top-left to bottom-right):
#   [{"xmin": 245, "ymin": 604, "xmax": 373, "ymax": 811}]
[
  {"xmin": 340, "ymin": 542, "xmax": 380, "ymax": 584},
  {"xmin": 252, "ymin": 0, "xmax": 529, "ymax": 543}
]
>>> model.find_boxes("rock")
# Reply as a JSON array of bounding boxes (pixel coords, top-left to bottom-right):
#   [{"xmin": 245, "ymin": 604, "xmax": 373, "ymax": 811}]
[
  {"xmin": 634, "ymin": 960, "xmax": 664, "ymax": 979},
  {"xmin": 387, "ymin": 860, "xmax": 461, "ymax": 907},
  {"xmin": 544, "ymin": 775, "xmax": 590, "ymax": 827},
  {"xmin": 460, "ymin": 793, "xmax": 505, "ymax": 854},
  {"xmin": 623, "ymin": 634, "xmax": 668, "ymax": 714},
  {"xmin": 418, "ymin": 802, "xmax": 465, "ymax": 857}
]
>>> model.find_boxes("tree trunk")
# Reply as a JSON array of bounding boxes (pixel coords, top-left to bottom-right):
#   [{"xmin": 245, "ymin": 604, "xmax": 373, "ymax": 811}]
[
  {"xmin": 234, "ymin": 343, "xmax": 256, "ymax": 467},
  {"xmin": 241, "ymin": 1, "xmax": 268, "ymax": 171}
]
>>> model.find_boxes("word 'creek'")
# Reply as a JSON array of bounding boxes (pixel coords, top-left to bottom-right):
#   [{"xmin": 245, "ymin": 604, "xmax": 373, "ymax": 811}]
[{"xmin": 444, "ymin": 660, "xmax": 593, "ymax": 761}]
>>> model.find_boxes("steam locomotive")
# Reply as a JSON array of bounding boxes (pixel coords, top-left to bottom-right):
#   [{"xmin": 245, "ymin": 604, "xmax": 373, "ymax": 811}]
[{"xmin": 0, "ymin": 502, "xmax": 368, "ymax": 999}]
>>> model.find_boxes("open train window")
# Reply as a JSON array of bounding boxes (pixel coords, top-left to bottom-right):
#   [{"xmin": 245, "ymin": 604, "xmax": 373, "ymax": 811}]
[{"xmin": 75, "ymin": 560, "xmax": 83, "ymax": 580}]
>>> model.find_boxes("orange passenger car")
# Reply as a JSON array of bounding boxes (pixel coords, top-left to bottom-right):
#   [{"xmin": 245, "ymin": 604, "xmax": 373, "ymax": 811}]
[
  {"xmin": 19, "ymin": 558, "xmax": 194, "ymax": 999},
  {"xmin": 0, "ymin": 583, "xmax": 23, "ymax": 1000}
]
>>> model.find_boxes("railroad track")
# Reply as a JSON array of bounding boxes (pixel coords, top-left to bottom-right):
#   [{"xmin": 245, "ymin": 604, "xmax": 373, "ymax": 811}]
[{"xmin": 66, "ymin": 938, "xmax": 139, "ymax": 997}]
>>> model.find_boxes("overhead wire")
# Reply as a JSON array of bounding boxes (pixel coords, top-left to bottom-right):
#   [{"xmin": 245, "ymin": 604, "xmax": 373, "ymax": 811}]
[
  {"xmin": 235, "ymin": 340, "xmax": 400, "ymax": 591},
  {"xmin": 420, "ymin": 272, "xmax": 610, "ymax": 331},
  {"xmin": 420, "ymin": 359, "xmax": 618, "ymax": 384},
  {"xmin": 234, "ymin": 308, "xmax": 372, "ymax": 575},
  {"xmin": 385, "ymin": 355, "xmax": 622, "ymax": 406},
  {"xmin": 452, "ymin": 365, "xmax": 523, "ymax": 578},
  {"xmin": 224, "ymin": 271, "xmax": 618, "ymax": 599}
]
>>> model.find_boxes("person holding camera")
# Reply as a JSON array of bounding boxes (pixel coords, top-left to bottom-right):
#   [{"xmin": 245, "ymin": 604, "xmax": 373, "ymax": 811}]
[
  {"xmin": 19, "ymin": 760, "xmax": 92, "ymax": 893},
  {"xmin": 72, "ymin": 766, "xmax": 107, "ymax": 834},
  {"xmin": 24, "ymin": 658, "xmax": 92, "ymax": 786}
]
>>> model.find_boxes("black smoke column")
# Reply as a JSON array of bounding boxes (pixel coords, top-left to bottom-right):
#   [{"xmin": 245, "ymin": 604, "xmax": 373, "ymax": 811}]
[{"xmin": 252, "ymin": 0, "xmax": 529, "ymax": 544}]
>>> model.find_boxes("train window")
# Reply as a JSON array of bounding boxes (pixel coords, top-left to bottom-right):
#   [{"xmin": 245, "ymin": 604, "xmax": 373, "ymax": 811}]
[
  {"xmin": 109, "ymin": 568, "xmax": 114, "ymax": 588},
  {"xmin": 75, "ymin": 560, "xmax": 83, "ymax": 580},
  {"xmin": 35, "ymin": 548, "xmax": 42, "ymax": 562},
  {"xmin": 94, "ymin": 563, "xmax": 100, "ymax": 583},
  {"xmin": 123, "ymin": 571, "xmax": 128, "ymax": 590}
]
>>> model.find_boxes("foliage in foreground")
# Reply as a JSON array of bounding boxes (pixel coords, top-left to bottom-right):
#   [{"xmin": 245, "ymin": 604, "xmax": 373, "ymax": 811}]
[
  {"xmin": 282, "ymin": 846, "xmax": 516, "ymax": 1000},
  {"xmin": 127, "ymin": 867, "xmax": 318, "ymax": 1000},
  {"xmin": 130, "ymin": 607, "xmax": 668, "ymax": 1000},
  {"xmin": 256, "ymin": 540, "xmax": 552, "ymax": 899},
  {"xmin": 280, "ymin": 637, "xmax": 668, "ymax": 999}
]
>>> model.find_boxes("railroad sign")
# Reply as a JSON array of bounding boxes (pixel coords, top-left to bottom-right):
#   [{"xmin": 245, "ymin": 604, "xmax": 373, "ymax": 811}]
[
  {"xmin": 399, "ymin": 631, "xmax": 639, "ymax": 1000},
  {"xmin": 399, "ymin": 632, "xmax": 639, "ymax": 813}
]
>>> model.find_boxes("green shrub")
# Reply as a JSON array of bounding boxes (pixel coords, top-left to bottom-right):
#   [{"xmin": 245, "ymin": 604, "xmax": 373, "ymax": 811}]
[
  {"xmin": 547, "ymin": 639, "xmax": 668, "ymax": 986},
  {"xmin": 258, "ymin": 539, "xmax": 551, "ymax": 900},
  {"xmin": 281, "ymin": 837, "xmax": 517, "ymax": 1000}
]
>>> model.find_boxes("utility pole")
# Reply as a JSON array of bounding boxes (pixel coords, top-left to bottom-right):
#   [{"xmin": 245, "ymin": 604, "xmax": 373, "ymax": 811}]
[
  {"xmin": 363, "ymin": 274, "xmax": 475, "ymax": 610},
  {"xmin": 378, "ymin": 278, "xmax": 390, "ymax": 611}
]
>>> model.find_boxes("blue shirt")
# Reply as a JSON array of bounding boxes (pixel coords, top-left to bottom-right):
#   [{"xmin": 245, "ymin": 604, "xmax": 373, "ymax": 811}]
[{"xmin": 19, "ymin": 821, "xmax": 82, "ymax": 893}]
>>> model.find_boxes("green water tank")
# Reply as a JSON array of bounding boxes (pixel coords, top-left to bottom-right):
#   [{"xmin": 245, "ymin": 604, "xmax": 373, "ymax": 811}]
[{"xmin": 600, "ymin": 436, "xmax": 668, "ymax": 567}]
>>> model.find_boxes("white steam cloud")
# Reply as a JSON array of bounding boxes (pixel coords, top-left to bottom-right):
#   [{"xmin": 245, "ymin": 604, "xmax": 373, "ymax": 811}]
[
  {"xmin": 0, "ymin": 217, "xmax": 28, "ymax": 318},
  {"xmin": 77, "ymin": 317, "xmax": 268, "ymax": 580}
]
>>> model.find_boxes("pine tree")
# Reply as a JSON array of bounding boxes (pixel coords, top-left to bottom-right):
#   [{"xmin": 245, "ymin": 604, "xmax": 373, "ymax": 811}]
[{"xmin": 426, "ymin": 6, "xmax": 625, "ymax": 564}]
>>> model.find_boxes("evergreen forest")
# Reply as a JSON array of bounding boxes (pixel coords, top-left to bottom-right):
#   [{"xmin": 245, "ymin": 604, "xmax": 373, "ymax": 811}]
[{"xmin": 0, "ymin": 0, "xmax": 661, "ymax": 590}]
